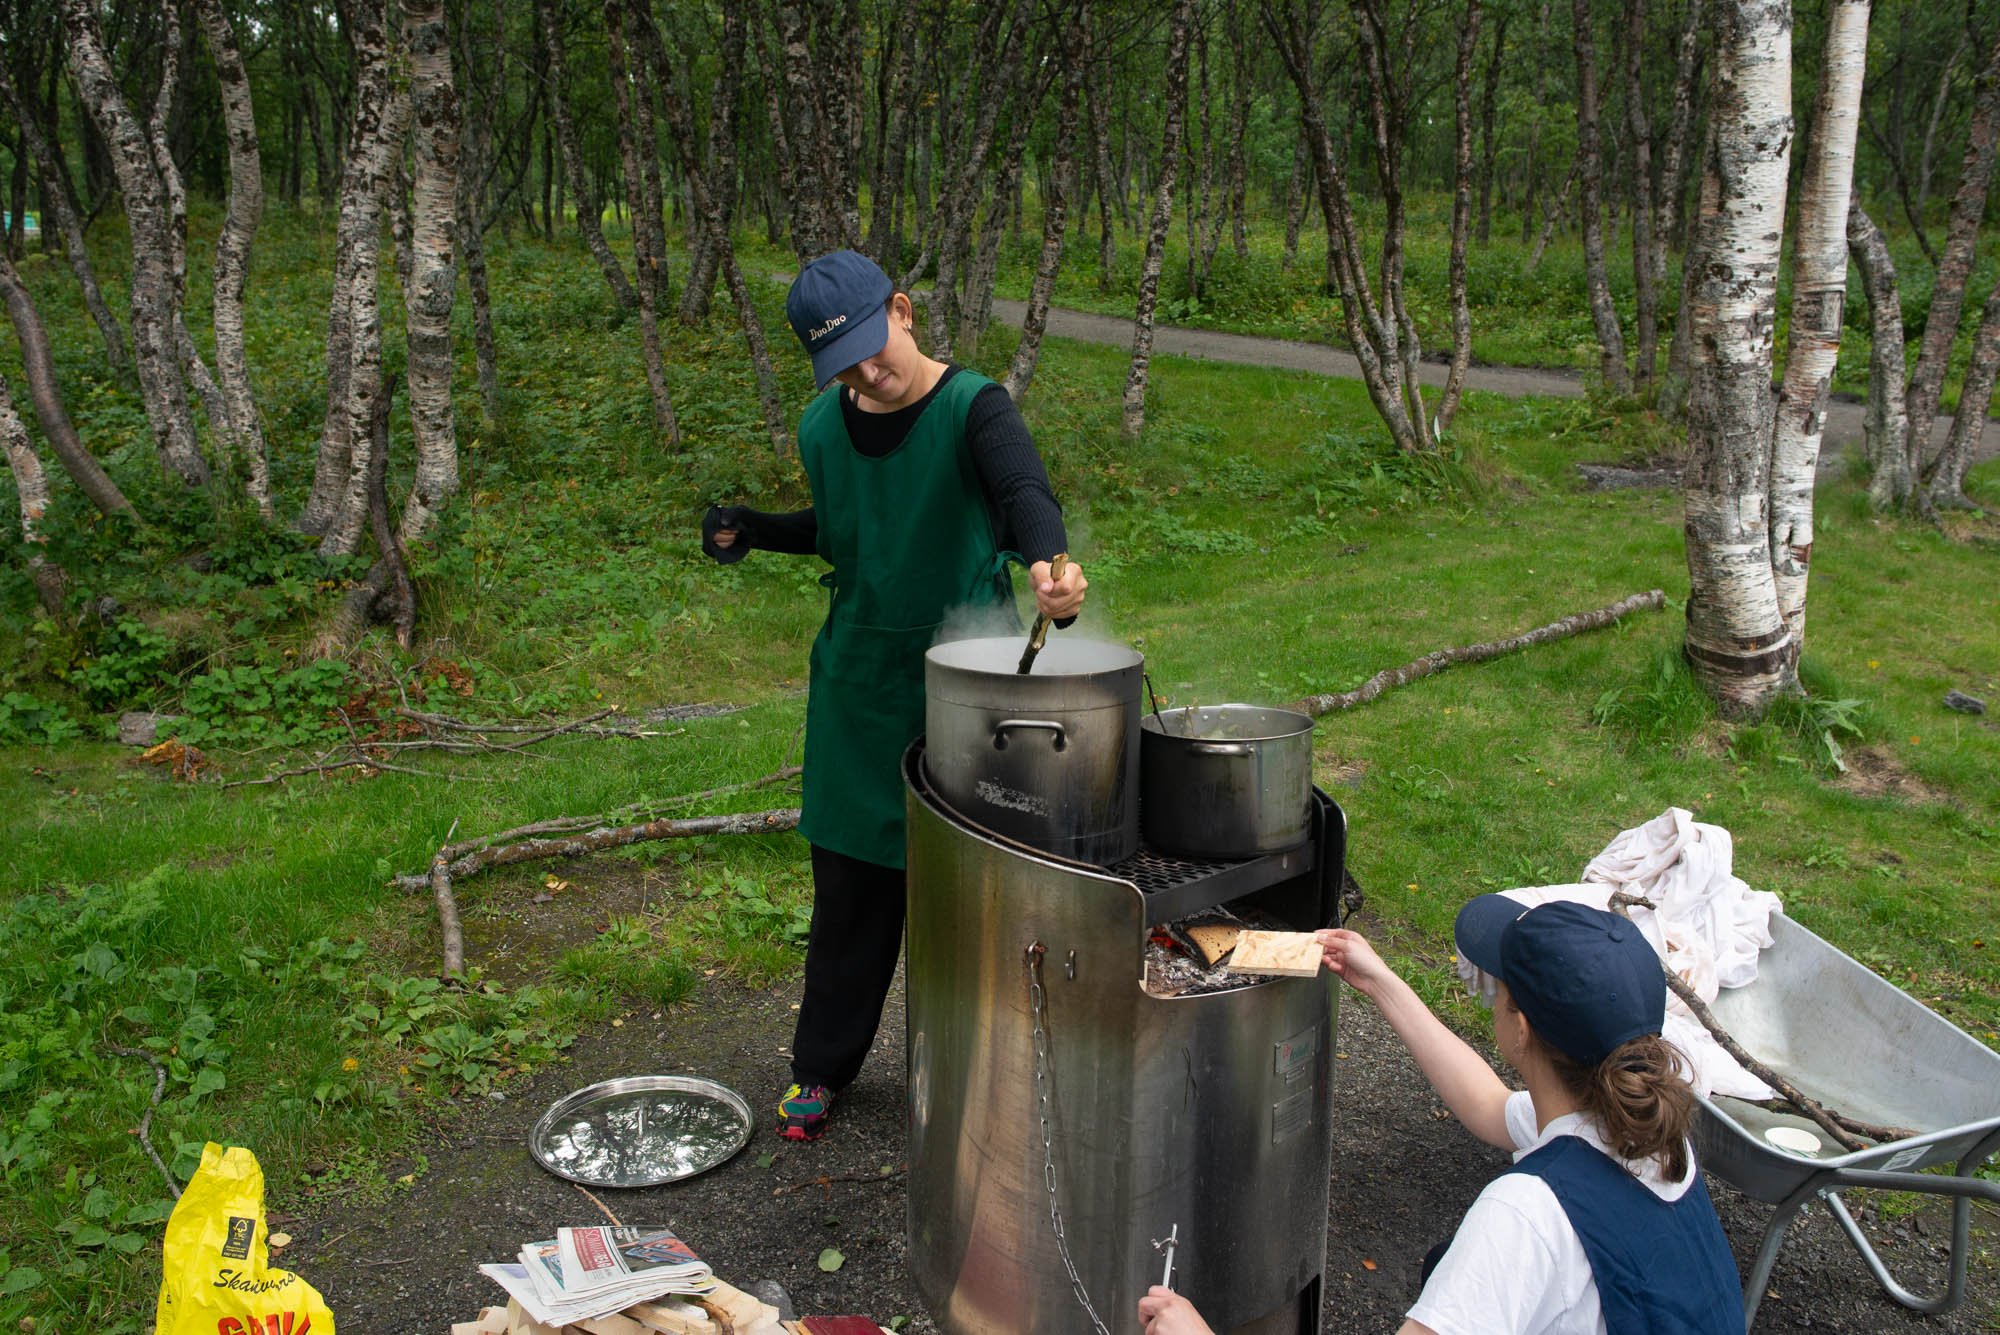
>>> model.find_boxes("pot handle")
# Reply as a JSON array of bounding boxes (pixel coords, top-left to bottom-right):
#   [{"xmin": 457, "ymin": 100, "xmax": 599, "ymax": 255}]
[
  {"xmin": 992, "ymin": 719, "xmax": 1068, "ymax": 752},
  {"xmin": 1187, "ymin": 741, "xmax": 1254, "ymax": 756}
]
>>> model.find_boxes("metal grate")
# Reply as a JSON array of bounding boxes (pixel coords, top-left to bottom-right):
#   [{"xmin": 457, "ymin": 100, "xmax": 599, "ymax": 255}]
[{"xmin": 1105, "ymin": 846, "xmax": 1245, "ymax": 895}]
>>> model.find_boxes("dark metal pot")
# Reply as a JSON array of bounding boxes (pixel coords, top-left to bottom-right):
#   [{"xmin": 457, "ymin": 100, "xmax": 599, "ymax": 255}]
[
  {"xmin": 1140, "ymin": 705, "xmax": 1315, "ymax": 858},
  {"xmin": 923, "ymin": 636, "xmax": 1142, "ymax": 865}
]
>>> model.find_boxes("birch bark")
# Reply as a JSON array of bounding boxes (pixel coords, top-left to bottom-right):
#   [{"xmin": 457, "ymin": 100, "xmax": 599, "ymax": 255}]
[
  {"xmin": 1006, "ymin": 5, "xmax": 1087, "ymax": 403},
  {"xmin": 1681, "ymin": 0, "xmax": 1793, "ymax": 716},
  {"xmin": 194, "ymin": 0, "xmax": 274, "ymax": 520},
  {"xmin": 0, "ymin": 61, "xmax": 126, "ymax": 372},
  {"xmin": 633, "ymin": 4, "xmax": 788, "ymax": 456},
  {"xmin": 1475, "ymin": 8, "xmax": 1508, "ymax": 246},
  {"xmin": 301, "ymin": 0, "xmax": 397, "ymax": 539},
  {"xmin": 0, "ymin": 250, "xmax": 134, "ymax": 518},
  {"xmin": 535, "ymin": 0, "xmax": 638, "ymax": 312},
  {"xmin": 605, "ymin": 0, "xmax": 679, "ymax": 445},
  {"xmin": 1, "ymin": 372, "xmax": 67, "ymax": 614},
  {"xmin": 1622, "ymin": 0, "xmax": 1658, "ymax": 386},
  {"xmin": 1572, "ymin": 0, "xmax": 1631, "ymax": 393},
  {"xmin": 1769, "ymin": 0, "xmax": 1867, "ymax": 657},
  {"xmin": 1121, "ymin": 0, "xmax": 1197, "ymax": 439},
  {"xmin": 1845, "ymin": 204, "xmax": 1912, "ymax": 508},
  {"xmin": 1924, "ymin": 272, "xmax": 2000, "ymax": 510},
  {"xmin": 1905, "ymin": 39, "xmax": 2000, "ymax": 479},
  {"xmin": 1439, "ymin": 0, "xmax": 1480, "ymax": 433},
  {"xmin": 397, "ymin": 0, "xmax": 461, "ymax": 548},
  {"xmin": 61, "ymin": 0, "xmax": 209, "ymax": 487}
]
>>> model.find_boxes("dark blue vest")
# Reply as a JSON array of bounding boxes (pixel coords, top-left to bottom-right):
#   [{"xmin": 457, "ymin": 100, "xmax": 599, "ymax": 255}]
[{"xmin": 1508, "ymin": 1135, "xmax": 1744, "ymax": 1335}]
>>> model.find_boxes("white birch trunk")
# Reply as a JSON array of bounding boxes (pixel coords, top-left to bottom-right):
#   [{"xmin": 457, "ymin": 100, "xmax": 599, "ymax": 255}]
[
  {"xmin": 1681, "ymin": 0, "xmax": 1793, "ymax": 716},
  {"xmin": 194, "ymin": 0, "xmax": 274, "ymax": 520},
  {"xmin": 1768, "ymin": 0, "xmax": 1867, "ymax": 656},
  {"xmin": 61, "ymin": 0, "xmax": 209, "ymax": 488},
  {"xmin": 1005, "ymin": 7, "xmax": 1086, "ymax": 403},
  {"xmin": 322, "ymin": 74, "xmax": 415, "ymax": 560},
  {"xmin": 1571, "ymin": 0, "xmax": 1630, "ymax": 393},
  {"xmin": 1924, "ymin": 273, "xmax": 2000, "ymax": 509},
  {"xmin": 1845, "ymin": 204, "xmax": 1912, "ymax": 508},
  {"xmin": 397, "ymin": 0, "xmax": 462, "ymax": 549},
  {"xmin": 1, "ymin": 372, "xmax": 66, "ymax": 613},
  {"xmin": 1122, "ymin": 0, "xmax": 1197, "ymax": 440}
]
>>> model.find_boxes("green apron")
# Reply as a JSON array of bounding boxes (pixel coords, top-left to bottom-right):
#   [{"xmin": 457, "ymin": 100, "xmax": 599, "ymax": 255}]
[{"xmin": 799, "ymin": 370, "xmax": 1018, "ymax": 868}]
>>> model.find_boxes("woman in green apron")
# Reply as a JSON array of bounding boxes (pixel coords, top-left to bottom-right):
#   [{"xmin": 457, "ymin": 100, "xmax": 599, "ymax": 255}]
[{"xmin": 704, "ymin": 250, "xmax": 1087, "ymax": 1140}]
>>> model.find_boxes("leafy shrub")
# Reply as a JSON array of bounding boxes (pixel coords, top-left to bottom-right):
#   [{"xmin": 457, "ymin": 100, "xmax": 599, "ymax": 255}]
[
  {"xmin": 176, "ymin": 658, "xmax": 352, "ymax": 748},
  {"xmin": 0, "ymin": 692, "xmax": 82, "ymax": 745},
  {"xmin": 67, "ymin": 619, "xmax": 174, "ymax": 710}
]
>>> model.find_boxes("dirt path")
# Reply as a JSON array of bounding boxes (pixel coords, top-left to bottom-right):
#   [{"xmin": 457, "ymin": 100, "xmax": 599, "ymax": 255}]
[
  {"xmin": 988, "ymin": 295, "xmax": 1998, "ymax": 477},
  {"xmin": 297, "ymin": 908, "xmax": 1997, "ymax": 1334}
]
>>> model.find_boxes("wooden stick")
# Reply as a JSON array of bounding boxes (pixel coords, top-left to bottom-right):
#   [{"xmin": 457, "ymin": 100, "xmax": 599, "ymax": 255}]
[
  {"xmin": 432, "ymin": 818, "xmax": 465, "ymax": 976},
  {"xmin": 425, "ymin": 766, "xmax": 803, "ymax": 863},
  {"xmin": 1292, "ymin": 590, "xmax": 1666, "ymax": 717},
  {"xmin": 1603, "ymin": 892, "xmax": 1910, "ymax": 1150},
  {"xmin": 389, "ymin": 808, "xmax": 801, "ymax": 892},
  {"xmin": 103, "ymin": 1044, "xmax": 181, "ymax": 1198},
  {"xmin": 772, "ymin": 1165, "xmax": 906, "ymax": 1198}
]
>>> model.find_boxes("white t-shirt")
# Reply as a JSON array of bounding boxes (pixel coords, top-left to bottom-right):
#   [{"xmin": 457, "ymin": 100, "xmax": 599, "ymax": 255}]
[{"xmin": 1404, "ymin": 1091, "xmax": 1698, "ymax": 1335}]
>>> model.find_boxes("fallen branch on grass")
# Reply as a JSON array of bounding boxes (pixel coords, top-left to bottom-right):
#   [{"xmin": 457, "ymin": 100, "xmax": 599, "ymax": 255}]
[
  {"xmin": 102, "ymin": 1044, "xmax": 181, "ymax": 1198},
  {"xmin": 390, "ymin": 808, "xmax": 802, "ymax": 893},
  {"xmin": 221, "ymin": 707, "xmax": 681, "ymax": 790},
  {"xmin": 1604, "ymin": 893, "xmax": 1917, "ymax": 1151},
  {"xmin": 1291, "ymin": 590, "xmax": 1666, "ymax": 718},
  {"xmin": 418, "ymin": 765, "xmax": 804, "ymax": 865},
  {"xmin": 431, "ymin": 818, "xmax": 465, "ymax": 976},
  {"xmin": 773, "ymin": 1165, "xmax": 907, "ymax": 1199}
]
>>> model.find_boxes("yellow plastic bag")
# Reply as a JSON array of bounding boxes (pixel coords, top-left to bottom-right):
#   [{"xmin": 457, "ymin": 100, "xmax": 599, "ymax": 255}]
[{"xmin": 157, "ymin": 1143, "xmax": 335, "ymax": 1335}]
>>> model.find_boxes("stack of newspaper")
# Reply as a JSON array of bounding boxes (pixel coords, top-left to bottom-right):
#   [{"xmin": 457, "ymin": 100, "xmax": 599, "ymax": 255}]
[{"xmin": 480, "ymin": 1225, "xmax": 715, "ymax": 1325}]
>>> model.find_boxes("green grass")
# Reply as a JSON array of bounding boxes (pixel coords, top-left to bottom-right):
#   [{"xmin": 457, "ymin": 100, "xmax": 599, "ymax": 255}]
[{"xmin": 2, "ymin": 204, "xmax": 1998, "ymax": 1325}]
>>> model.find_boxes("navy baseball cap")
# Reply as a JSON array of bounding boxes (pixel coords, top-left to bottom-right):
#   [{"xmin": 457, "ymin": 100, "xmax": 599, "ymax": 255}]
[
  {"xmin": 786, "ymin": 250, "xmax": 894, "ymax": 390},
  {"xmin": 1454, "ymin": 895, "xmax": 1666, "ymax": 1066}
]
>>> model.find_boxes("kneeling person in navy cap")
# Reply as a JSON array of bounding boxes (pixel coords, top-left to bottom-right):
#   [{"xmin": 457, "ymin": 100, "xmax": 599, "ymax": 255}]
[{"xmin": 1139, "ymin": 898, "xmax": 1742, "ymax": 1335}]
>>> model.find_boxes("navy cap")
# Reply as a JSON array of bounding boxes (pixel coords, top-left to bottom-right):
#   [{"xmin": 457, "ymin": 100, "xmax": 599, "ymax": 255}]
[
  {"xmin": 786, "ymin": 250, "xmax": 894, "ymax": 390},
  {"xmin": 1454, "ymin": 895, "xmax": 1666, "ymax": 1066}
]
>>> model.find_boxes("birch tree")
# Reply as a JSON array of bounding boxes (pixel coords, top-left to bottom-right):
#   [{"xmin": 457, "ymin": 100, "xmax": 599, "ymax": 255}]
[
  {"xmin": 1846, "ymin": 204, "xmax": 1913, "ymax": 508},
  {"xmin": 194, "ymin": 0, "xmax": 275, "ymax": 520},
  {"xmin": 1439, "ymin": 0, "xmax": 1481, "ymax": 433},
  {"xmin": 1121, "ymin": 0, "xmax": 1198, "ymax": 439},
  {"xmin": 61, "ymin": 0, "xmax": 209, "ymax": 488},
  {"xmin": 397, "ymin": 0, "xmax": 462, "ymax": 547},
  {"xmin": 1572, "ymin": 0, "xmax": 1630, "ymax": 393},
  {"xmin": 605, "ymin": 0, "xmax": 679, "ymax": 445},
  {"xmin": 1005, "ymin": 2, "xmax": 1088, "ymax": 403},
  {"xmin": 1904, "ymin": 38, "xmax": 2000, "ymax": 485},
  {"xmin": 1925, "ymin": 273, "xmax": 2000, "ymax": 510},
  {"xmin": 535, "ymin": 0, "xmax": 638, "ymax": 312},
  {"xmin": 1, "ymin": 372, "xmax": 67, "ymax": 615},
  {"xmin": 1622, "ymin": 0, "xmax": 1659, "ymax": 386},
  {"xmin": 0, "ymin": 60, "xmax": 127, "ymax": 372},
  {"xmin": 1681, "ymin": 0, "xmax": 1792, "ymax": 715},
  {"xmin": 1769, "ymin": 0, "xmax": 1869, "ymax": 657},
  {"xmin": 0, "ymin": 251, "xmax": 134, "ymax": 519}
]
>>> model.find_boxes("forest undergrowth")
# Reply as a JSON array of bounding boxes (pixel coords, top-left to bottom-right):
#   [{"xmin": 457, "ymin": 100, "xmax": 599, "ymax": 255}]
[{"xmin": 1, "ymin": 207, "xmax": 1997, "ymax": 1326}]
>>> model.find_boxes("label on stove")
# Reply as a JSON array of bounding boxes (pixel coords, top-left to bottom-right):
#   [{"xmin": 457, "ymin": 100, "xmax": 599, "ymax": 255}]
[
  {"xmin": 1274, "ymin": 1023, "xmax": 1320, "ymax": 1083},
  {"xmin": 1272, "ymin": 1089, "xmax": 1313, "ymax": 1143}
]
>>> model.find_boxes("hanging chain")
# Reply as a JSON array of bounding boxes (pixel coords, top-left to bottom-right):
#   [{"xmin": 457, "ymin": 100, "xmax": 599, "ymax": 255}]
[{"xmin": 1026, "ymin": 942, "xmax": 1114, "ymax": 1335}]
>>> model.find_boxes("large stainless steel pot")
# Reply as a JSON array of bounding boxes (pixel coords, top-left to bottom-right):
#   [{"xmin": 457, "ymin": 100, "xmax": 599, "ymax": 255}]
[
  {"xmin": 1141, "ymin": 704, "xmax": 1315, "ymax": 858},
  {"xmin": 924, "ymin": 637, "xmax": 1142, "ymax": 866}
]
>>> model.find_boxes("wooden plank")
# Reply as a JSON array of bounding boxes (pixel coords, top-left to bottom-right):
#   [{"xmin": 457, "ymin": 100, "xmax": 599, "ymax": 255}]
[
  {"xmin": 1224, "ymin": 929, "xmax": 1322, "ymax": 977},
  {"xmin": 576, "ymin": 1314, "xmax": 650, "ymax": 1335},
  {"xmin": 626, "ymin": 1300, "xmax": 720, "ymax": 1335}
]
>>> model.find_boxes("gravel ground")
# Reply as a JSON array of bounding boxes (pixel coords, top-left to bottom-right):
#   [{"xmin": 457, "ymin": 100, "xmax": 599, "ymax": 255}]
[{"xmin": 295, "ymin": 926, "xmax": 1998, "ymax": 1335}]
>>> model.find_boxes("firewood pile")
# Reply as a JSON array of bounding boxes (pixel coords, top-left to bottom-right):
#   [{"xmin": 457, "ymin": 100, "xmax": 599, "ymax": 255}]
[{"xmin": 451, "ymin": 1278, "xmax": 893, "ymax": 1335}]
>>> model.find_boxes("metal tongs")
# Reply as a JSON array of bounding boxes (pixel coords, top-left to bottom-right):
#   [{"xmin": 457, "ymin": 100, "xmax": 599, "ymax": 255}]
[{"xmin": 1015, "ymin": 551, "xmax": 1070, "ymax": 674}]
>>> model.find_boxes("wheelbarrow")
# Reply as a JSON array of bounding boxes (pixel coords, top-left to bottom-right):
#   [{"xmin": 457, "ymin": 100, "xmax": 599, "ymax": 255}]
[{"xmin": 1693, "ymin": 912, "xmax": 2000, "ymax": 1329}]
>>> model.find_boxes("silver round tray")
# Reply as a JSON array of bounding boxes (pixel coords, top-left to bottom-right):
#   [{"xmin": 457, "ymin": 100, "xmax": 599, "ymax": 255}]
[{"xmin": 528, "ymin": 1076, "xmax": 754, "ymax": 1188}]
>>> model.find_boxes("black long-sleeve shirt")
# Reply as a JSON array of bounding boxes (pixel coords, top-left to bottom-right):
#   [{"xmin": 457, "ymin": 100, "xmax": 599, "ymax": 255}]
[{"xmin": 702, "ymin": 366, "xmax": 1067, "ymax": 564}]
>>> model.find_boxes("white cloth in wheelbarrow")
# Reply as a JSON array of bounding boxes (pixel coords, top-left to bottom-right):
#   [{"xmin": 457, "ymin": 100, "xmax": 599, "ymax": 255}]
[{"xmin": 1455, "ymin": 807, "xmax": 1783, "ymax": 1100}]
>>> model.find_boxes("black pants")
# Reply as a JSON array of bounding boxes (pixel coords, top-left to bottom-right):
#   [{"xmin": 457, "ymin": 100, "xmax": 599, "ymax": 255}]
[{"xmin": 790, "ymin": 844, "xmax": 907, "ymax": 1090}]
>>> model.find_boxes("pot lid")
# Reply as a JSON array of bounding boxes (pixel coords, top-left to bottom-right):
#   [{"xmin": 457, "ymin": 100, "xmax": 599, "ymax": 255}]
[{"xmin": 528, "ymin": 1075, "xmax": 753, "ymax": 1187}]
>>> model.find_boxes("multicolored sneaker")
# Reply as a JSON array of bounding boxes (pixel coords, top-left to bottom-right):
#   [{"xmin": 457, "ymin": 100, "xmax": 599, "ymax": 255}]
[{"xmin": 777, "ymin": 1082, "xmax": 834, "ymax": 1141}]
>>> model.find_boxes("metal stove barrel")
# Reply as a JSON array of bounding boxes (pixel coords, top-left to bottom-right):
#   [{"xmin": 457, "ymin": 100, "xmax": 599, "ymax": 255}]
[{"xmin": 905, "ymin": 745, "xmax": 1334, "ymax": 1335}]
